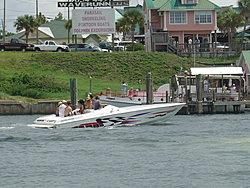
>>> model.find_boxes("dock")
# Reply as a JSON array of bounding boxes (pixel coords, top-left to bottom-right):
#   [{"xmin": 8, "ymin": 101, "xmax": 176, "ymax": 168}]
[{"xmin": 178, "ymin": 100, "xmax": 250, "ymax": 115}]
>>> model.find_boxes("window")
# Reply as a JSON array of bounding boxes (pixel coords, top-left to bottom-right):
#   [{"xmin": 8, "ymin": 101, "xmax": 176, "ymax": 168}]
[
  {"xmin": 186, "ymin": 0, "xmax": 193, "ymax": 4},
  {"xmin": 170, "ymin": 12, "xmax": 187, "ymax": 24},
  {"xmin": 181, "ymin": 0, "xmax": 197, "ymax": 4},
  {"xmin": 195, "ymin": 11, "xmax": 212, "ymax": 24}
]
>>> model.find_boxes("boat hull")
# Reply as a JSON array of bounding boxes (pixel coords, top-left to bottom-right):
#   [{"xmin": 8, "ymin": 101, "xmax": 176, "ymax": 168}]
[{"xmin": 28, "ymin": 103, "xmax": 184, "ymax": 129}]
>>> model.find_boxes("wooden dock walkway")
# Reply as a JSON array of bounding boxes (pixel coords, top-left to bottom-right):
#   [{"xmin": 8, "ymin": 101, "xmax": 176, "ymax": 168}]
[{"xmin": 178, "ymin": 100, "xmax": 250, "ymax": 115}]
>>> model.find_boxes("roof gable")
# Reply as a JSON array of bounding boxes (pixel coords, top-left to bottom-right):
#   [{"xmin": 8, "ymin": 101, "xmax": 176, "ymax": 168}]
[
  {"xmin": 145, "ymin": 0, "xmax": 221, "ymax": 10},
  {"xmin": 41, "ymin": 20, "xmax": 68, "ymax": 38},
  {"xmin": 241, "ymin": 51, "xmax": 250, "ymax": 70}
]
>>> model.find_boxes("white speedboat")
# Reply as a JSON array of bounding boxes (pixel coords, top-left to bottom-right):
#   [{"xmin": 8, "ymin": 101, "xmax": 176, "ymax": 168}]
[{"xmin": 27, "ymin": 103, "xmax": 184, "ymax": 129}]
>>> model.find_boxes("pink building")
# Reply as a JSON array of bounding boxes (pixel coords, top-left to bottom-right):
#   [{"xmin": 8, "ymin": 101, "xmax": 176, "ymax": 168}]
[{"xmin": 143, "ymin": 0, "xmax": 221, "ymax": 52}]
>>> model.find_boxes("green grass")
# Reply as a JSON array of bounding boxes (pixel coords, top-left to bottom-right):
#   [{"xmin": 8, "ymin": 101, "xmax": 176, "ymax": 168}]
[{"xmin": 0, "ymin": 51, "xmax": 239, "ymax": 102}]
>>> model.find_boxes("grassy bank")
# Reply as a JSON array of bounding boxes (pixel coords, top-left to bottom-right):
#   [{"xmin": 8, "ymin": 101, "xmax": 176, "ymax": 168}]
[{"xmin": 0, "ymin": 51, "xmax": 239, "ymax": 102}]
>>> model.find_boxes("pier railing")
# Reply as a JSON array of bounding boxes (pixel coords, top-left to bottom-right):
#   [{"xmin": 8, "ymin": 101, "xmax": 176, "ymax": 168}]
[{"xmin": 190, "ymin": 92, "xmax": 241, "ymax": 102}]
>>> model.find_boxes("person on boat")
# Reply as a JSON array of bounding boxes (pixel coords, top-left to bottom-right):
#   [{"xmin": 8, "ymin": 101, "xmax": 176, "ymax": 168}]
[
  {"xmin": 121, "ymin": 81, "xmax": 128, "ymax": 97},
  {"xmin": 222, "ymin": 84, "xmax": 227, "ymax": 93},
  {"xmin": 84, "ymin": 97, "xmax": 93, "ymax": 113},
  {"xmin": 64, "ymin": 101, "xmax": 73, "ymax": 116},
  {"xmin": 59, "ymin": 100, "xmax": 67, "ymax": 117},
  {"xmin": 230, "ymin": 84, "xmax": 236, "ymax": 93},
  {"xmin": 78, "ymin": 99, "xmax": 85, "ymax": 114},
  {"xmin": 93, "ymin": 96, "xmax": 105, "ymax": 110},
  {"xmin": 203, "ymin": 77, "xmax": 209, "ymax": 93},
  {"xmin": 128, "ymin": 87, "xmax": 134, "ymax": 100},
  {"xmin": 55, "ymin": 101, "xmax": 62, "ymax": 116}
]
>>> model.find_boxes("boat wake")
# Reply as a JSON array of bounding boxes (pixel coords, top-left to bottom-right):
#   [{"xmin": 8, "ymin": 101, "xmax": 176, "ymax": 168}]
[{"xmin": 0, "ymin": 126, "xmax": 15, "ymax": 129}]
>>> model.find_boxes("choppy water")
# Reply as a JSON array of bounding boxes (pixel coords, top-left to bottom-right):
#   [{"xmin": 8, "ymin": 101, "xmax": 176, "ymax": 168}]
[{"xmin": 1, "ymin": 113, "xmax": 250, "ymax": 188}]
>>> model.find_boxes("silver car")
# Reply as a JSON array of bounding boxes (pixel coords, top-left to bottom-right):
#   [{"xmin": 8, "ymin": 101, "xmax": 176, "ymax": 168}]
[{"xmin": 68, "ymin": 43, "xmax": 102, "ymax": 52}]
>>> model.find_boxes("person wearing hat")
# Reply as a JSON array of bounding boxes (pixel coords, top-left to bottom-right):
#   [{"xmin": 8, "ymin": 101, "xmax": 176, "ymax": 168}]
[
  {"xmin": 59, "ymin": 100, "xmax": 67, "ymax": 117},
  {"xmin": 64, "ymin": 101, "xmax": 73, "ymax": 116},
  {"xmin": 230, "ymin": 84, "xmax": 236, "ymax": 93},
  {"xmin": 55, "ymin": 101, "xmax": 62, "ymax": 116},
  {"xmin": 84, "ymin": 96, "xmax": 93, "ymax": 113}
]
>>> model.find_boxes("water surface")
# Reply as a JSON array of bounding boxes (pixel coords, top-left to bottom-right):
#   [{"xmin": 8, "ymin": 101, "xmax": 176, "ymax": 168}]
[{"xmin": 1, "ymin": 113, "xmax": 250, "ymax": 188}]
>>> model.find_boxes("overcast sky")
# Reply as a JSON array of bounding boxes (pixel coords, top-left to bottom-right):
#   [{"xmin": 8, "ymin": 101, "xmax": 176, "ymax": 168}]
[{"xmin": 0, "ymin": 0, "xmax": 239, "ymax": 33}]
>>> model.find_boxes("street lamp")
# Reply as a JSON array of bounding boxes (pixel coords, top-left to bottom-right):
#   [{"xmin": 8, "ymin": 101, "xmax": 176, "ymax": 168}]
[
  {"xmin": 138, "ymin": 79, "xmax": 141, "ymax": 90},
  {"xmin": 89, "ymin": 76, "xmax": 92, "ymax": 93}
]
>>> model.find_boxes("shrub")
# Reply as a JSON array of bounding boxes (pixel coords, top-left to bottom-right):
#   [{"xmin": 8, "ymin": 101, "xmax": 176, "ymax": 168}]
[{"xmin": 126, "ymin": 43, "xmax": 145, "ymax": 51}]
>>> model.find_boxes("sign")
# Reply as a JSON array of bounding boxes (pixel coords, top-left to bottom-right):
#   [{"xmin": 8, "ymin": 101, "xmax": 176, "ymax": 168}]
[
  {"xmin": 58, "ymin": 0, "xmax": 129, "ymax": 7},
  {"xmin": 72, "ymin": 9, "xmax": 115, "ymax": 34}
]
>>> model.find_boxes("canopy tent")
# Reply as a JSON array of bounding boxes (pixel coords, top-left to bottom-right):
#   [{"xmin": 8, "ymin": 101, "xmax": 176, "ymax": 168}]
[
  {"xmin": 191, "ymin": 67, "xmax": 243, "ymax": 75},
  {"xmin": 233, "ymin": 32, "xmax": 250, "ymax": 38}
]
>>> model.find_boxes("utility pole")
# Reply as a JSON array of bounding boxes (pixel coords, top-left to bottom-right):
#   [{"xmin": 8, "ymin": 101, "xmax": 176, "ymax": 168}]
[
  {"xmin": 67, "ymin": 0, "xmax": 70, "ymax": 44},
  {"xmin": 36, "ymin": 0, "xmax": 38, "ymax": 44},
  {"xmin": 111, "ymin": 0, "xmax": 114, "ymax": 52},
  {"xmin": 3, "ymin": 0, "xmax": 6, "ymax": 42}
]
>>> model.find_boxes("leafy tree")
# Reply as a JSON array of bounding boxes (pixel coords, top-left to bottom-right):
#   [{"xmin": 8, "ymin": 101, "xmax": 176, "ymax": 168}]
[
  {"xmin": 122, "ymin": 9, "xmax": 144, "ymax": 45},
  {"xmin": 217, "ymin": 7, "xmax": 244, "ymax": 44},
  {"xmin": 238, "ymin": 0, "xmax": 250, "ymax": 47},
  {"xmin": 55, "ymin": 12, "xmax": 63, "ymax": 20},
  {"xmin": 0, "ymin": 30, "xmax": 15, "ymax": 39},
  {"xmin": 37, "ymin": 12, "xmax": 48, "ymax": 25},
  {"xmin": 64, "ymin": 19, "xmax": 72, "ymax": 44},
  {"xmin": 14, "ymin": 14, "xmax": 39, "ymax": 43}
]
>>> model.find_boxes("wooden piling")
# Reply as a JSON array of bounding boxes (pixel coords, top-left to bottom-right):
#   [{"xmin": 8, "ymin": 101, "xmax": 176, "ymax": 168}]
[
  {"xmin": 196, "ymin": 74, "xmax": 203, "ymax": 114},
  {"xmin": 146, "ymin": 72, "xmax": 153, "ymax": 104},
  {"xmin": 70, "ymin": 78, "xmax": 77, "ymax": 109}
]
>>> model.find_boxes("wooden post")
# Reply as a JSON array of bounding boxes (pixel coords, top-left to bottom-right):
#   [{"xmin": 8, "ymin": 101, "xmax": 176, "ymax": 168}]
[
  {"xmin": 185, "ymin": 76, "xmax": 188, "ymax": 104},
  {"xmin": 166, "ymin": 91, "xmax": 169, "ymax": 103},
  {"xmin": 239, "ymin": 77, "xmax": 242, "ymax": 101},
  {"xmin": 70, "ymin": 78, "xmax": 77, "ymax": 109},
  {"xmin": 212, "ymin": 89, "xmax": 216, "ymax": 113},
  {"xmin": 184, "ymin": 76, "xmax": 189, "ymax": 114},
  {"xmin": 146, "ymin": 72, "xmax": 153, "ymax": 104},
  {"xmin": 196, "ymin": 74, "xmax": 203, "ymax": 114}
]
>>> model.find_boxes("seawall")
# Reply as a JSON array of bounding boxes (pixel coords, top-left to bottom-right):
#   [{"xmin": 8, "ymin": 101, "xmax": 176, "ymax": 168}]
[{"xmin": 0, "ymin": 101, "xmax": 58, "ymax": 115}]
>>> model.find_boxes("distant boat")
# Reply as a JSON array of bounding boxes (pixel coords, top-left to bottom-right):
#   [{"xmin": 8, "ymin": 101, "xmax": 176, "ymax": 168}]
[
  {"xmin": 27, "ymin": 103, "xmax": 184, "ymax": 129},
  {"xmin": 100, "ymin": 84, "xmax": 170, "ymax": 107}
]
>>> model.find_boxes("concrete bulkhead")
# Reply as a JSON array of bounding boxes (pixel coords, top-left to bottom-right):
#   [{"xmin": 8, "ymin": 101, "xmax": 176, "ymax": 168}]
[{"xmin": 0, "ymin": 101, "xmax": 58, "ymax": 115}]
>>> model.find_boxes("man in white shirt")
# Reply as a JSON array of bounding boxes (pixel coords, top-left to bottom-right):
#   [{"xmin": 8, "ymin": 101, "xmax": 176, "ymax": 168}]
[
  {"xmin": 59, "ymin": 100, "xmax": 67, "ymax": 117},
  {"xmin": 188, "ymin": 37, "xmax": 192, "ymax": 52}
]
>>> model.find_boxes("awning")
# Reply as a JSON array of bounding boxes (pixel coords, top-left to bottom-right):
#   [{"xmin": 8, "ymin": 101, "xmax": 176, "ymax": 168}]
[
  {"xmin": 191, "ymin": 67, "xmax": 243, "ymax": 75},
  {"xmin": 234, "ymin": 32, "xmax": 250, "ymax": 38}
]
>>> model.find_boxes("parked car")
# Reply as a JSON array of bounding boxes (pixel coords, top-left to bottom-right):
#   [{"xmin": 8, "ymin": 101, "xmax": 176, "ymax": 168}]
[
  {"xmin": 0, "ymin": 38, "xmax": 34, "ymax": 51},
  {"xmin": 68, "ymin": 43, "xmax": 102, "ymax": 52},
  {"xmin": 213, "ymin": 42, "xmax": 229, "ymax": 51},
  {"xmin": 34, "ymin": 40, "xmax": 70, "ymax": 52},
  {"xmin": 99, "ymin": 42, "xmax": 112, "ymax": 52}
]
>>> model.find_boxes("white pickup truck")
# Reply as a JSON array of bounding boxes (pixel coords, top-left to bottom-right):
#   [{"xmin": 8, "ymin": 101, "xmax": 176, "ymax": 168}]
[{"xmin": 34, "ymin": 40, "xmax": 70, "ymax": 52}]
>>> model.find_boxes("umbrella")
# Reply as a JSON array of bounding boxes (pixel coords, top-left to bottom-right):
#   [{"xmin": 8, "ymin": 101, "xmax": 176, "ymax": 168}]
[{"xmin": 234, "ymin": 32, "xmax": 250, "ymax": 38}]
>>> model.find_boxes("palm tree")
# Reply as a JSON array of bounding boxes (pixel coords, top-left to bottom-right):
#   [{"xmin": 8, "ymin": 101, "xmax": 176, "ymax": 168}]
[
  {"xmin": 116, "ymin": 17, "xmax": 131, "ymax": 41},
  {"xmin": 55, "ymin": 12, "xmax": 64, "ymax": 20},
  {"xmin": 14, "ymin": 14, "xmax": 39, "ymax": 43},
  {"xmin": 217, "ymin": 7, "xmax": 244, "ymax": 45},
  {"xmin": 238, "ymin": 0, "xmax": 250, "ymax": 47},
  {"xmin": 64, "ymin": 19, "xmax": 72, "ymax": 44},
  {"xmin": 122, "ymin": 9, "xmax": 144, "ymax": 44}
]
